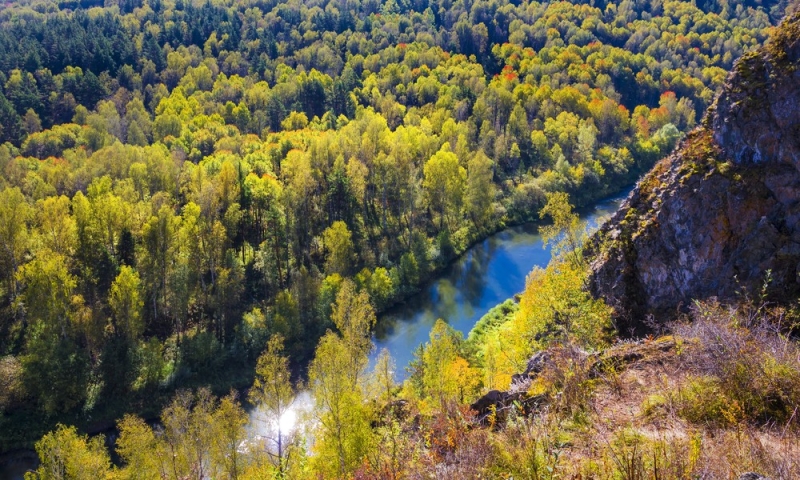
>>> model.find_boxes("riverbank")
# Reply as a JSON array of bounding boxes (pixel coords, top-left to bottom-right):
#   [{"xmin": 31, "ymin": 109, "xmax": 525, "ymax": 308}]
[
  {"xmin": 0, "ymin": 182, "xmax": 633, "ymax": 466},
  {"xmin": 370, "ymin": 187, "xmax": 629, "ymax": 374}
]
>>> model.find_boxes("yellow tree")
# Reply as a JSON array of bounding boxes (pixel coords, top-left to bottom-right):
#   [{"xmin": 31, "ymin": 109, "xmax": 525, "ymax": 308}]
[
  {"xmin": 322, "ymin": 221, "xmax": 355, "ymax": 276},
  {"xmin": 0, "ymin": 187, "xmax": 30, "ymax": 304},
  {"xmin": 419, "ymin": 319, "xmax": 480, "ymax": 409},
  {"xmin": 539, "ymin": 192, "xmax": 584, "ymax": 266},
  {"xmin": 115, "ymin": 415, "xmax": 163, "ymax": 479},
  {"xmin": 26, "ymin": 424, "xmax": 112, "ymax": 480},
  {"xmin": 497, "ymin": 260, "xmax": 613, "ymax": 380},
  {"xmin": 308, "ymin": 332, "xmax": 374, "ymax": 479},
  {"xmin": 423, "ymin": 144, "xmax": 466, "ymax": 230},
  {"xmin": 109, "ymin": 266, "xmax": 144, "ymax": 341},
  {"xmin": 330, "ymin": 279, "xmax": 376, "ymax": 384},
  {"xmin": 249, "ymin": 334, "xmax": 295, "ymax": 468},
  {"xmin": 210, "ymin": 393, "xmax": 249, "ymax": 480},
  {"xmin": 36, "ymin": 195, "xmax": 76, "ymax": 257}
]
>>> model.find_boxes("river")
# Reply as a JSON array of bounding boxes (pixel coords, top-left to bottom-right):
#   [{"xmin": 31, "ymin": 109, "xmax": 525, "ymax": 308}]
[
  {"xmin": 0, "ymin": 190, "xmax": 627, "ymax": 479},
  {"xmin": 246, "ymin": 189, "xmax": 627, "ymax": 451},
  {"xmin": 370, "ymin": 191, "xmax": 627, "ymax": 376}
]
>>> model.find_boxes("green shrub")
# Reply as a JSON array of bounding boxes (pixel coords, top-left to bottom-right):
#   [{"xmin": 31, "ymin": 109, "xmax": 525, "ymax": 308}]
[{"xmin": 676, "ymin": 376, "xmax": 742, "ymax": 427}]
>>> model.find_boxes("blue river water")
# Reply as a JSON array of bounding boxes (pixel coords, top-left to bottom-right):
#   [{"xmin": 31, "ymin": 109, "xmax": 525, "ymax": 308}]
[{"xmin": 370, "ymin": 191, "xmax": 627, "ymax": 377}]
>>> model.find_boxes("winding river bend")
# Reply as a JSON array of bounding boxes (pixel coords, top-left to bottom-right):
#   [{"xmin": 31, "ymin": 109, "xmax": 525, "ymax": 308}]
[
  {"xmin": 247, "ymin": 189, "xmax": 628, "ymax": 452},
  {"xmin": 0, "ymin": 191, "xmax": 627, "ymax": 480},
  {"xmin": 370, "ymin": 190, "xmax": 627, "ymax": 376}
]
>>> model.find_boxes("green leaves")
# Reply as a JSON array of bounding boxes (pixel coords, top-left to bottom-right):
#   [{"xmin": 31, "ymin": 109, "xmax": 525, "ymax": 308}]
[{"xmin": 423, "ymin": 144, "xmax": 467, "ymax": 231}]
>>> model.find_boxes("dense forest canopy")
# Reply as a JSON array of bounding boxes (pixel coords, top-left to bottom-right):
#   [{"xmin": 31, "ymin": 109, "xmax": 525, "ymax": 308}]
[{"xmin": 0, "ymin": 0, "xmax": 789, "ymax": 459}]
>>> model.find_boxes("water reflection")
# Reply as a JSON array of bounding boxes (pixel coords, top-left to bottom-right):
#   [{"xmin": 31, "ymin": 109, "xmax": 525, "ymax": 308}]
[
  {"xmin": 371, "ymin": 192, "xmax": 627, "ymax": 378},
  {"xmin": 245, "ymin": 391, "xmax": 314, "ymax": 455}
]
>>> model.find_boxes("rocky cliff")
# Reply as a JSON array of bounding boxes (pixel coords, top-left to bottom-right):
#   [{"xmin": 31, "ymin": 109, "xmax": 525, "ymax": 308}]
[{"xmin": 587, "ymin": 10, "xmax": 800, "ymax": 333}]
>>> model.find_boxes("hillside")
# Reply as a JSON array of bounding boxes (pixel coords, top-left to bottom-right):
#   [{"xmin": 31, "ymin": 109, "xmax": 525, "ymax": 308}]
[
  {"xmin": 0, "ymin": 0, "xmax": 788, "ymax": 454},
  {"xmin": 3, "ymin": 0, "xmax": 800, "ymax": 479}
]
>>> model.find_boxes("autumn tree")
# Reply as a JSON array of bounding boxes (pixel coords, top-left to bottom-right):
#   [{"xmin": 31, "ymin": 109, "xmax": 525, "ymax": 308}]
[
  {"xmin": 308, "ymin": 332, "xmax": 374, "ymax": 479},
  {"xmin": 249, "ymin": 334, "xmax": 295, "ymax": 468},
  {"xmin": 416, "ymin": 319, "xmax": 480, "ymax": 409},
  {"xmin": 330, "ymin": 279, "xmax": 376, "ymax": 383},
  {"xmin": 423, "ymin": 145, "xmax": 467, "ymax": 231},
  {"xmin": 26, "ymin": 424, "xmax": 112, "ymax": 480},
  {"xmin": 0, "ymin": 187, "xmax": 30, "ymax": 306},
  {"xmin": 323, "ymin": 220, "xmax": 355, "ymax": 276},
  {"xmin": 109, "ymin": 266, "xmax": 144, "ymax": 341},
  {"xmin": 540, "ymin": 192, "xmax": 584, "ymax": 266}
]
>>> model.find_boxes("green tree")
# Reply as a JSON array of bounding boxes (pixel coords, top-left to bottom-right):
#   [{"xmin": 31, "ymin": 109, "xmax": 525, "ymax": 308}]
[
  {"xmin": 423, "ymin": 144, "xmax": 466, "ymax": 230},
  {"xmin": 466, "ymin": 151, "xmax": 495, "ymax": 230},
  {"xmin": 21, "ymin": 329, "xmax": 89, "ymax": 414},
  {"xmin": 367, "ymin": 267, "xmax": 394, "ymax": 310},
  {"xmin": 322, "ymin": 221, "xmax": 355, "ymax": 276},
  {"xmin": 249, "ymin": 334, "xmax": 295, "ymax": 467}
]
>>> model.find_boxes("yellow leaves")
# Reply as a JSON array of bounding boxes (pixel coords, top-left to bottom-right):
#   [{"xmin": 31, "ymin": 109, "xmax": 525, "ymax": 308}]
[
  {"xmin": 447, "ymin": 356, "xmax": 481, "ymax": 404},
  {"xmin": 109, "ymin": 266, "xmax": 144, "ymax": 341},
  {"xmin": 422, "ymin": 144, "xmax": 466, "ymax": 230},
  {"xmin": 485, "ymin": 259, "xmax": 612, "ymax": 385},
  {"xmin": 281, "ymin": 149, "xmax": 315, "ymax": 197},
  {"xmin": 115, "ymin": 415, "xmax": 160, "ymax": 479},
  {"xmin": 31, "ymin": 424, "xmax": 113, "ymax": 480},
  {"xmin": 345, "ymin": 157, "xmax": 368, "ymax": 201},
  {"xmin": 17, "ymin": 250, "xmax": 76, "ymax": 333},
  {"xmin": 281, "ymin": 111, "xmax": 309, "ymax": 131},
  {"xmin": 414, "ymin": 319, "xmax": 482, "ymax": 411},
  {"xmin": 323, "ymin": 221, "xmax": 355, "ymax": 276}
]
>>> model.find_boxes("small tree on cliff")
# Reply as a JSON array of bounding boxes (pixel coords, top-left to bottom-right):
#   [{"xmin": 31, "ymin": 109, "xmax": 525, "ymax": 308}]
[{"xmin": 540, "ymin": 192, "xmax": 585, "ymax": 267}]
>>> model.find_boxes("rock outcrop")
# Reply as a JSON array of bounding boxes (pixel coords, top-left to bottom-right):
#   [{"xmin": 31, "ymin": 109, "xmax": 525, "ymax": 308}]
[
  {"xmin": 587, "ymin": 10, "xmax": 800, "ymax": 333},
  {"xmin": 469, "ymin": 337, "xmax": 676, "ymax": 425}
]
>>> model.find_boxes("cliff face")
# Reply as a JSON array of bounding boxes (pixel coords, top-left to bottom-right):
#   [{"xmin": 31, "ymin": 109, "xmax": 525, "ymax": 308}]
[{"xmin": 587, "ymin": 11, "xmax": 800, "ymax": 333}]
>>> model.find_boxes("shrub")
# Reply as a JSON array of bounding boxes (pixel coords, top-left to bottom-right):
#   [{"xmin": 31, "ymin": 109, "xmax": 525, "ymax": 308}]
[
  {"xmin": 676, "ymin": 376, "xmax": 743, "ymax": 427},
  {"xmin": 674, "ymin": 301, "xmax": 800, "ymax": 425}
]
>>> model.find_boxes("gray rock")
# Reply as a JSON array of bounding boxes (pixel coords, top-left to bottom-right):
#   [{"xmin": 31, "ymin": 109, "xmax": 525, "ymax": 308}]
[
  {"xmin": 587, "ymin": 11, "xmax": 800, "ymax": 333},
  {"xmin": 738, "ymin": 473, "xmax": 769, "ymax": 480}
]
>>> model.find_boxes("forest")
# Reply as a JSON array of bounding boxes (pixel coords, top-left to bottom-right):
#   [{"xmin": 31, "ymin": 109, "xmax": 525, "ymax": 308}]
[{"xmin": 0, "ymin": 0, "xmax": 795, "ymax": 476}]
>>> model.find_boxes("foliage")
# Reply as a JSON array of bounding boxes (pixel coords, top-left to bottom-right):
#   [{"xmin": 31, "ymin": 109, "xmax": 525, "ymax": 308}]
[
  {"xmin": 25, "ymin": 424, "xmax": 112, "ymax": 480},
  {"xmin": 0, "ymin": 0, "xmax": 789, "ymax": 460},
  {"xmin": 249, "ymin": 334, "xmax": 295, "ymax": 465}
]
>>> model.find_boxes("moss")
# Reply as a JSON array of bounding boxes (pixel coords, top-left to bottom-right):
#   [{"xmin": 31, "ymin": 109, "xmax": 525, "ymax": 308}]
[
  {"xmin": 764, "ymin": 10, "xmax": 800, "ymax": 75},
  {"xmin": 676, "ymin": 129, "xmax": 724, "ymax": 181}
]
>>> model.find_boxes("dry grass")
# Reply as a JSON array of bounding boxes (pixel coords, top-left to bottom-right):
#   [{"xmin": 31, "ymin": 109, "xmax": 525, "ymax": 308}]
[
  {"xmin": 359, "ymin": 299, "xmax": 800, "ymax": 479},
  {"xmin": 558, "ymin": 299, "xmax": 800, "ymax": 479}
]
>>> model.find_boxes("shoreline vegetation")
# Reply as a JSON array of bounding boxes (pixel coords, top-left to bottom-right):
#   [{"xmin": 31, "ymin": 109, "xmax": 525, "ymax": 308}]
[
  {"xmin": 0, "ymin": 180, "xmax": 628, "ymax": 457},
  {"xmin": 1, "ymin": 0, "xmax": 796, "ymax": 475}
]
